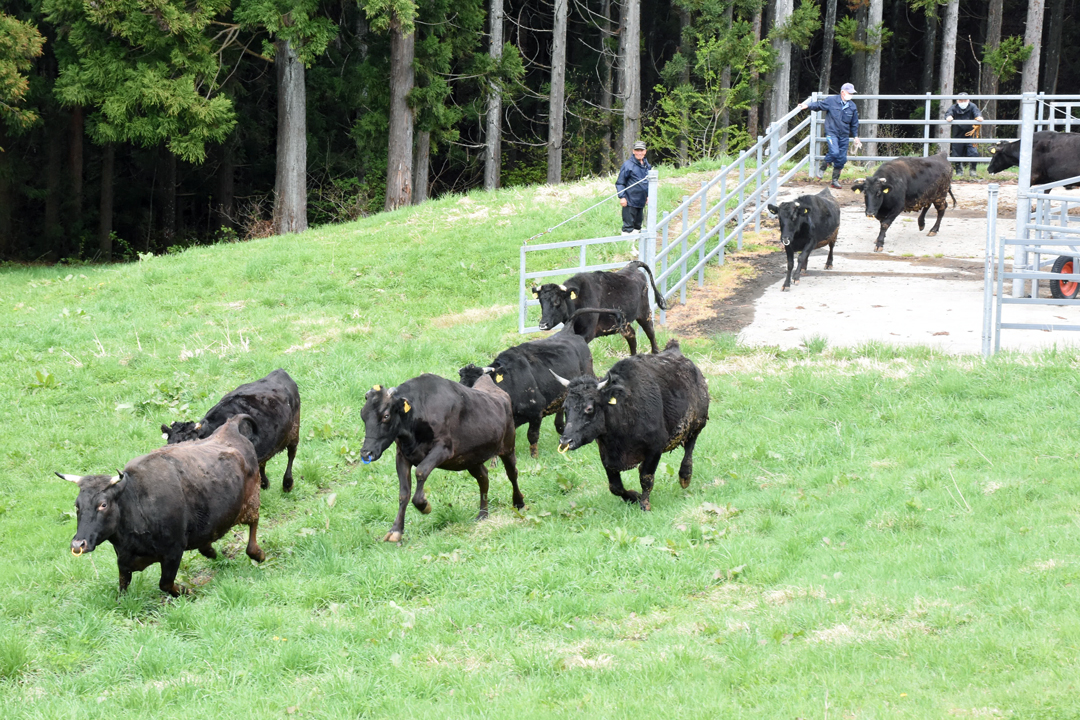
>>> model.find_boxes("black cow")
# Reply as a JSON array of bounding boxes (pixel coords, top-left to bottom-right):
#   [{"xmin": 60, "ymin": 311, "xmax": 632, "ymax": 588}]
[
  {"xmin": 60, "ymin": 415, "xmax": 265, "ymax": 597},
  {"xmin": 986, "ymin": 131, "xmax": 1080, "ymax": 186},
  {"xmin": 459, "ymin": 326, "xmax": 594, "ymax": 459},
  {"xmin": 767, "ymin": 187, "xmax": 841, "ymax": 291},
  {"xmin": 533, "ymin": 260, "xmax": 667, "ymax": 354},
  {"xmin": 553, "ymin": 339, "xmax": 709, "ymax": 511},
  {"xmin": 851, "ymin": 151, "xmax": 957, "ymax": 252},
  {"xmin": 162, "ymin": 368, "xmax": 300, "ymax": 492},
  {"xmin": 360, "ymin": 374, "xmax": 522, "ymax": 542}
]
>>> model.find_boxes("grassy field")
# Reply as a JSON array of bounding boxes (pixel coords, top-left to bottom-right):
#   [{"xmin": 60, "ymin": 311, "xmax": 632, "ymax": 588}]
[{"xmin": 1, "ymin": 163, "xmax": 1078, "ymax": 719}]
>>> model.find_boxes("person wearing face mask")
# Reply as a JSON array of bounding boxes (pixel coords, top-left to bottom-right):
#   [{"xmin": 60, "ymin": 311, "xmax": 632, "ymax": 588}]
[
  {"xmin": 945, "ymin": 92, "xmax": 985, "ymax": 178},
  {"xmin": 797, "ymin": 82, "xmax": 862, "ymax": 189}
]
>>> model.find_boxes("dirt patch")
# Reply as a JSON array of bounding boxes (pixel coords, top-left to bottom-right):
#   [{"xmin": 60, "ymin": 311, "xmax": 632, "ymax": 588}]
[{"xmin": 664, "ymin": 251, "xmax": 786, "ymax": 337}]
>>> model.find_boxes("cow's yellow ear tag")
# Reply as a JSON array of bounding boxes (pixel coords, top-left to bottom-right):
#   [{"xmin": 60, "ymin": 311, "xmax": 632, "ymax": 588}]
[
  {"xmin": 854, "ymin": 188, "xmax": 861, "ymax": 194},
  {"xmin": 403, "ymin": 400, "xmax": 411, "ymax": 413},
  {"xmin": 496, "ymin": 374, "xmax": 503, "ymax": 383},
  {"xmin": 883, "ymin": 188, "xmax": 890, "ymax": 193},
  {"xmin": 608, "ymin": 397, "xmax": 617, "ymax": 405},
  {"xmin": 373, "ymin": 384, "xmax": 381, "ymax": 391},
  {"xmin": 570, "ymin": 291, "xmax": 577, "ymax": 300}
]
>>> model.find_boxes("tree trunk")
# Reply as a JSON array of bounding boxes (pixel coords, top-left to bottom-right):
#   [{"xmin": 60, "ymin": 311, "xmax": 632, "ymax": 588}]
[
  {"xmin": 162, "ymin": 150, "xmax": 177, "ymax": 243},
  {"xmin": 1020, "ymin": 0, "xmax": 1045, "ymax": 94},
  {"xmin": 979, "ymin": 0, "xmax": 1004, "ymax": 138},
  {"xmin": 819, "ymin": 0, "xmax": 838, "ymax": 94},
  {"xmin": 0, "ymin": 146, "xmax": 12, "ymax": 257},
  {"xmin": 217, "ymin": 136, "xmax": 236, "ymax": 231},
  {"xmin": 385, "ymin": 16, "xmax": 415, "ymax": 211},
  {"xmin": 718, "ymin": 4, "xmax": 732, "ymax": 157},
  {"xmin": 98, "ymin": 143, "xmax": 115, "ymax": 260},
  {"xmin": 600, "ymin": 0, "xmax": 614, "ymax": 173},
  {"xmin": 770, "ymin": 0, "xmax": 793, "ymax": 147},
  {"xmin": 864, "ymin": 0, "xmax": 883, "ymax": 159},
  {"xmin": 938, "ymin": 0, "xmax": 960, "ymax": 149},
  {"xmin": 547, "ymin": 0, "xmax": 567, "ymax": 184},
  {"xmin": 45, "ymin": 116, "xmax": 64, "ymax": 241},
  {"xmin": 921, "ymin": 8, "xmax": 938, "ymax": 94},
  {"xmin": 852, "ymin": 2, "xmax": 868, "ymax": 99},
  {"xmin": 69, "ymin": 106, "xmax": 83, "ymax": 227},
  {"xmin": 274, "ymin": 38, "xmax": 308, "ymax": 233},
  {"xmin": 484, "ymin": 0, "xmax": 503, "ymax": 190},
  {"xmin": 748, "ymin": 8, "xmax": 762, "ymax": 138},
  {"xmin": 619, "ymin": 0, "xmax": 641, "ymax": 153},
  {"xmin": 413, "ymin": 130, "xmax": 430, "ymax": 204},
  {"xmin": 1043, "ymin": 0, "xmax": 1065, "ymax": 93}
]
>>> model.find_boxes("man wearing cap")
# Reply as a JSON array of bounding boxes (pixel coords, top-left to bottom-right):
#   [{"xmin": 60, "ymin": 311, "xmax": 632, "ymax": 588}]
[
  {"xmin": 945, "ymin": 92, "xmax": 985, "ymax": 178},
  {"xmin": 797, "ymin": 83, "xmax": 862, "ymax": 189},
  {"xmin": 616, "ymin": 140, "xmax": 651, "ymax": 236}
]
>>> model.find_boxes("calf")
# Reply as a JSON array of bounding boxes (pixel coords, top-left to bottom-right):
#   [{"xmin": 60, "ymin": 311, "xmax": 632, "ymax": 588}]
[
  {"xmin": 60, "ymin": 415, "xmax": 265, "ymax": 597},
  {"xmin": 360, "ymin": 374, "xmax": 522, "ymax": 543},
  {"xmin": 851, "ymin": 151, "xmax": 956, "ymax": 252},
  {"xmin": 162, "ymin": 368, "xmax": 300, "ymax": 491},
  {"xmin": 533, "ymin": 260, "xmax": 666, "ymax": 354},
  {"xmin": 459, "ymin": 326, "xmax": 594, "ymax": 458},
  {"xmin": 987, "ymin": 131, "xmax": 1080, "ymax": 186},
  {"xmin": 767, "ymin": 187, "xmax": 840, "ymax": 291},
  {"xmin": 553, "ymin": 339, "xmax": 709, "ymax": 511}
]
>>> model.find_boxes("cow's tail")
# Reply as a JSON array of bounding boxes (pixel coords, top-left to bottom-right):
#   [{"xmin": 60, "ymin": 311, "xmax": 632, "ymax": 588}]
[
  {"xmin": 568, "ymin": 307, "xmax": 630, "ymax": 334},
  {"xmin": 627, "ymin": 260, "xmax": 668, "ymax": 311},
  {"xmin": 948, "ymin": 187, "xmax": 957, "ymax": 208}
]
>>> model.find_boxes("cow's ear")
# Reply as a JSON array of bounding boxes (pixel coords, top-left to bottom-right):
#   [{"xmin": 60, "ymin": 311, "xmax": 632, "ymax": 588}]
[
  {"xmin": 767, "ymin": 204, "xmax": 779, "ymax": 215},
  {"xmin": 531, "ymin": 287, "xmax": 539, "ymax": 297},
  {"xmin": 883, "ymin": 187, "xmax": 890, "ymax": 194},
  {"xmin": 989, "ymin": 147, "xmax": 996, "ymax": 155},
  {"xmin": 570, "ymin": 290, "xmax": 577, "ymax": 300},
  {"xmin": 393, "ymin": 396, "xmax": 412, "ymax": 415},
  {"xmin": 851, "ymin": 182, "xmax": 864, "ymax": 194},
  {"xmin": 235, "ymin": 415, "xmax": 259, "ymax": 443}
]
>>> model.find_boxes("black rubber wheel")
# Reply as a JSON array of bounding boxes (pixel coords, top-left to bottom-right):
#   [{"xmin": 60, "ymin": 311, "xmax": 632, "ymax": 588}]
[{"xmin": 1050, "ymin": 255, "xmax": 1080, "ymax": 299}]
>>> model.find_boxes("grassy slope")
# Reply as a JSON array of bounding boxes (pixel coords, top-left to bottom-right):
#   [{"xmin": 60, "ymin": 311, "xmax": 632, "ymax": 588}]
[{"xmin": 1, "ymin": 166, "xmax": 1078, "ymax": 719}]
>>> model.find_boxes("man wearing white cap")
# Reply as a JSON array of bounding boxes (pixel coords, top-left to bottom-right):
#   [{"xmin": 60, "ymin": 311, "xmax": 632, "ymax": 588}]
[
  {"xmin": 945, "ymin": 92, "xmax": 985, "ymax": 178},
  {"xmin": 797, "ymin": 82, "xmax": 862, "ymax": 189},
  {"xmin": 615, "ymin": 140, "xmax": 651, "ymax": 236}
]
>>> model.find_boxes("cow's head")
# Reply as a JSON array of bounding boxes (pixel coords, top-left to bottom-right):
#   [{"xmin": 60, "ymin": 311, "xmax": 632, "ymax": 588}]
[
  {"xmin": 534, "ymin": 283, "xmax": 577, "ymax": 331},
  {"xmin": 552, "ymin": 371, "xmax": 621, "ymax": 452},
  {"xmin": 767, "ymin": 200, "xmax": 813, "ymax": 247},
  {"xmin": 161, "ymin": 420, "xmax": 208, "ymax": 444},
  {"xmin": 57, "ymin": 471, "xmax": 128, "ymax": 555},
  {"xmin": 359, "ymin": 385, "xmax": 411, "ymax": 464},
  {"xmin": 852, "ymin": 176, "xmax": 895, "ymax": 217},
  {"xmin": 458, "ymin": 364, "xmax": 494, "ymax": 388},
  {"xmin": 986, "ymin": 140, "xmax": 1018, "ymax": 174}
]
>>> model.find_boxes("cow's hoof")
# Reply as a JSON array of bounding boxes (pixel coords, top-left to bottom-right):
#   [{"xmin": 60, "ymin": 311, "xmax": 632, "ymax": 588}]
[
  {"xmin": 679, "ymin": 476, "xmax": 691, "ymax": 489},
  {"xmin": 927, "ymin": 231, "xmax": 937, "ymax": 237},
  {"xmin": 793, "ymin": 278, "xmax": 800, "ymax": 285},
  {"xmin": 874, "ymin": 245, "xmax": 884, "ymax": 253},
  {"xmin": 383, "ymin": 531, "xmax": 403, "ymax": 543},
  {"xmin": 782, "ymin": 286, "xmax": 790, "ymax": 292},
  {"xmin": 476, "ymin": 509, "xmax": 489, "ymax": 521},
  {"xmin": 639, "ymin": 499, "xmax": 651, "ymax": 512},
  {"xmin": 283, "ymin": 477, "xmax": 294, "ymax": 493},
  {"xmin": 825, "ymin": 264, "xmax": 833, "ymax": 270},
  {"xmin": 529, "ymin": 444, "xmax": 539, "ymax": 459},
  {"xmin": 260, "ymin": 478, "xmax": 269, "ymax": 490},
  {"xmin": 419, "ymin": 501, "xmax": 433, "ymax": 515},
  {"xmin": 248, "ymin": 548, "xmax": 266, "ymax": 563}
]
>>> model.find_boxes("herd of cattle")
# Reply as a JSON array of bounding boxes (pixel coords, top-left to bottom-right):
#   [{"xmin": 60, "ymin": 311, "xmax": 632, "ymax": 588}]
[
  {"xmin": 768, "ymin": 130, "xmax": 1080, "ymax": 290},
  {"xmin": 57, "ymin": 132, "xmax": 1072, "ymax": 598},
  {"xmin": 58, "ymin": 262, "xmax": 709, "ymax": 596}
]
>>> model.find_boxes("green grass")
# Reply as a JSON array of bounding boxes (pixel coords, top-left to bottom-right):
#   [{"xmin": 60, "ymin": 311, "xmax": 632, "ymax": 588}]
[{"xmin": 2, "ymin": 161, "xmax": 1080, "ymax": 718}]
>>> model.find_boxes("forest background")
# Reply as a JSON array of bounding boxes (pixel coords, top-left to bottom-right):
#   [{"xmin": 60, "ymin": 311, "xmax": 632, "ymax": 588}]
[{"xmin": 0, "ymin": 0, "xmax": 1068, "ymax": 262}]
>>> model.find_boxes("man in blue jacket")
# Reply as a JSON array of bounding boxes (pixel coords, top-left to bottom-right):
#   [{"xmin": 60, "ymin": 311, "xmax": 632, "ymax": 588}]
[
  {"xmin": 797, "ymin": 82, "xmax": 862, "ymax": 189},
  {"xmin": 615, "ymin": 140, "xmax": 651, "ymax": 235}
]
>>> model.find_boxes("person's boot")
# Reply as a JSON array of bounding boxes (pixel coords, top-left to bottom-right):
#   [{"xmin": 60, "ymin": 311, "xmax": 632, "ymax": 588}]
[
  {"xmin": 830, "ymin": 167, "xmax": 842, "ymax": 189},
  {"xmin": 818, "ymin": 160, "xmax": 829, "ymax": 176}
]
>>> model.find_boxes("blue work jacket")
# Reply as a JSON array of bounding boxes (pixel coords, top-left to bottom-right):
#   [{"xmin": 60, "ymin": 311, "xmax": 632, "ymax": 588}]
[
  {"xmin": 615, "ymin": 156, "xmax": 652, "ymax": 208},
  {"xmin": 807, "ymin": 95, "xmax": 860, "ymax": 139}
]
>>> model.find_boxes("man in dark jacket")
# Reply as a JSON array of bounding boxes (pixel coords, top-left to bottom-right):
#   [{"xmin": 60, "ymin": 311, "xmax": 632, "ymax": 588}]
[
  {"xmin": 944, "ymin": 92, "xmax": 985, "ymax": 178},
  {"xmin": 615, "ymin": 140, "xmax": 651, "ymax": 237},
  {"xmin": 797, "ymin": 82, "xmax": 862, "ymax": 189}
]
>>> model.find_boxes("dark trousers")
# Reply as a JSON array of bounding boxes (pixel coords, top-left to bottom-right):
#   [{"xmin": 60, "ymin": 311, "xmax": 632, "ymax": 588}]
[
  {"xmin": 823, "ymin": 135, "xmax": 850, "ymax": 171},
  {"xmin": 622, "ymin": 205, "xmax": 644, "ymax": 233},
  {"xmin": 952, "ymin": 141, "xmax": 979, "ymax": 173}
]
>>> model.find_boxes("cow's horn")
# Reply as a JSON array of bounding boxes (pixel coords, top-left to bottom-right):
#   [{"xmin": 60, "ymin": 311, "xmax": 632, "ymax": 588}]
[
  {"xmin": 596, "ymin": 377, "xmax": 609, "ymax": 390},
  {"xmin": 56, "ymin": 472, "xmax": 83, "ymax": 485},
  {"xmin": 482, "ymin": 366, "xmax": 495, "ymax": 373},
  {"xmin": 194, "ymin": 422, "xmax": 202, "ymax": 430},
  {"xmin": 549, "ymin": 369, "xmax": 571, "ymax": 387},
  {"xmin": 558, "ymin": 284, "xmax": 567, "ymax": 292},
  {"xmin": 110, "ymin": 472, "xmax": 123, "ymax": 485}
]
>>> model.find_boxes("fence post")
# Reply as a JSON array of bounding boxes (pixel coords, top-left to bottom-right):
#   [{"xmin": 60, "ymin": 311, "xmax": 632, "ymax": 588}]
[
  {"xmin": 698, "ymin": 180, "xmax": 707, "ymax": 287},
  {"xmin": 809, "ymin": 92, "xmax": 819, "ymax": 178},
  {"xmin": 755, "ymin": 139, "xmax": 764, "ymax": 232},
  {"xmin": 739, "ymin": 150, "xmax": 748, "ymax": 250},
  {"xmin": 644, "ymin": 168, "xmax": 659, "ymax": 271},
  {"xmin": 982, "ymin": 183, "xmax": 999, "ymax": 358},
  {"xmin": 769, "ymin": 124, "xmax": 780, "ymax": 203},
  {"xmin": 681, "ymin": 196, "xmax": 689, "ymax": 304},
  {"xmin": 660, "ymin": 211, "xmax": 669, "ymax": 325},
  {"xmin": 923, "ymin": 92, "xmax": 931, "ymax": 157},
  {"xmin": 519, "ymin": 245, "xmax": 527, "ymax": 333},
  {"xmin": 1013, "ymin": 93, "xmax": 1036, "ymax": 298},
  {"xmin": 720, "ymin": 172, "xmax": 728, "ymax": 263}
]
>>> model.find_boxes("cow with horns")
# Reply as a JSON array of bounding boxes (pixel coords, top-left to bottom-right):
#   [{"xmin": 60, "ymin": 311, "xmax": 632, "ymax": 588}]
[
  {"xmin": 552, "ymin": 339, "xmax": 709, "ymax": 511},
  {"xmin": 767, "ymin": 187, "xmax": 840, "ymax": 291}
]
